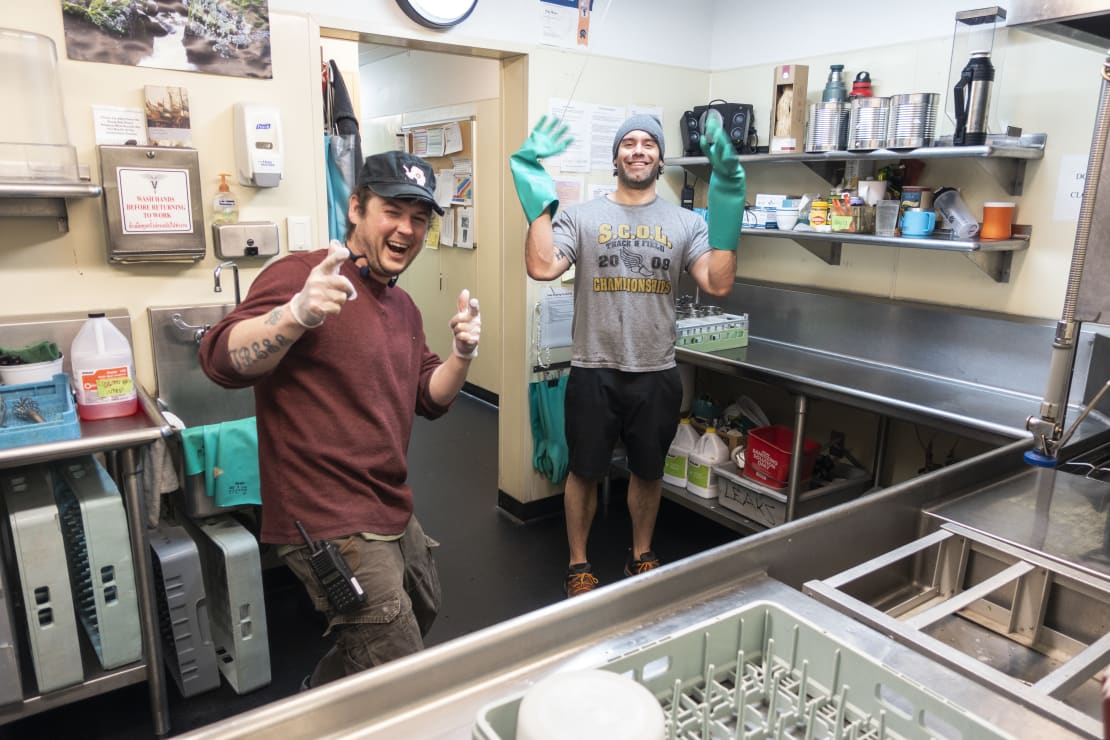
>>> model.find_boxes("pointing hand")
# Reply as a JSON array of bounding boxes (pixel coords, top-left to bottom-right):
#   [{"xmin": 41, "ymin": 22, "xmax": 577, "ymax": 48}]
[
  {"xmin": 450, "ymin": 289, "xmax": 481, "ymax": 360},
  {"xmin": 289, "ymin": 240, "xmax": 358, "ymax": 328}
]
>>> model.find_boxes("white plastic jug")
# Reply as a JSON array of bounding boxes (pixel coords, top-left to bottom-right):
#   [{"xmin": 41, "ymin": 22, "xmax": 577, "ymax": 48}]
[
  {"xmin": 70, "ymin": 313, "xmax": 138, "ymax": 420},
  {"xmin": 663, "ymin": 418, "xmax": 699, "ymax": 487},
  {"xmin": 686, "ymin": 426, "xmax": 729, "ymax": 499}
]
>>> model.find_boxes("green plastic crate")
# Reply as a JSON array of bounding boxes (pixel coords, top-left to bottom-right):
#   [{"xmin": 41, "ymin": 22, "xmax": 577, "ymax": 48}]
[{"xmin": 473, "ymin": 601, "xmax": 1014, "ymax": 740}]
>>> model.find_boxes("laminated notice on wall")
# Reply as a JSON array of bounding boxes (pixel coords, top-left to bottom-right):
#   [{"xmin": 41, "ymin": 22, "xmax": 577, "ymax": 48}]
[{"xmin": 538, "ymin": 290, "xmax": 573, "ymax": 349}]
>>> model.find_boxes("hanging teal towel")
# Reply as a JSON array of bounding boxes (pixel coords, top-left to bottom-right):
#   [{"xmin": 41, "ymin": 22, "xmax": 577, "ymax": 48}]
[
  {"xmin": 181, "ymin": 425, "xmax": 219, "ymax": 500},
  {"xmin": 212, "ymin": 417, "xmax": 261, "ymax": 507},
  {"xmin": 179, "ymin": 417, "xmax": 261, "ymax": 507},
  {"xmin": 529, "ymin": 375, "xmax": 568, "ymax": 484}
]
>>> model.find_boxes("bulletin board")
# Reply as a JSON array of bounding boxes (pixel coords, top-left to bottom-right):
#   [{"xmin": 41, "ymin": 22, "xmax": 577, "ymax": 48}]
[{"xmin": 401, "ymin": 117, "xmax": 477, "ymax": 250}]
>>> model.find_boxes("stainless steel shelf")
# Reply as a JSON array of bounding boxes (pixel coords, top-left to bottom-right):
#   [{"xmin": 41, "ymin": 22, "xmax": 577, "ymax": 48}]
[
  {"xmin": 746, "ymin": 225, "xmax": 1032, "ymax": 282},
  {"xmin": 0, "ymin": 175, "xmax": 103, "ymax": 233},
  {"xmin": 608, "ymin": 458, "xmax": 764, "ymax": 535},
  {"xmin": 671, "ymin": 133, "xmax": 1046, "ymax": 196}
]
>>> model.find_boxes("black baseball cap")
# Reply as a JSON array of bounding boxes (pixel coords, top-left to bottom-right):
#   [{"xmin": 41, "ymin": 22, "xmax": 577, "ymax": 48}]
[{"xmin": 357, "ymin": 151, "xmax": 444, "ymax": 215}]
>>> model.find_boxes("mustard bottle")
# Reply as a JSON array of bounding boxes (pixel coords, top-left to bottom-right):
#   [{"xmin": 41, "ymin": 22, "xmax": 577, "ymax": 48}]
[
  {"xmin": 213, "ymin": 173, "xmax": 239, "ymax": 225},
  {"xmin": 809, "ymin": 199, "xmax": 829, "ymax": 227}
]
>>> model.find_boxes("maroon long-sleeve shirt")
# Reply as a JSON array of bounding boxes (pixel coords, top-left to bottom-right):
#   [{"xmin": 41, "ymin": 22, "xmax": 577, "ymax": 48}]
[{"xmin": 198, "ymin": 250, "xmax": 449, "ymax": 543}]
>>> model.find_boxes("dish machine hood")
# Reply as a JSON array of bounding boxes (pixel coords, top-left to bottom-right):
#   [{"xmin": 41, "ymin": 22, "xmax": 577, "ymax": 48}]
[{"xmin": 1008, "ymin": 0, "xmax": 1110, "ymax": 52}]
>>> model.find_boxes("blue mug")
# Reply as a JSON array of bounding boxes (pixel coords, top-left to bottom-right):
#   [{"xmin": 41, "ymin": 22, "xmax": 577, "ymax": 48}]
[{"xmin": 901, "ymin": 209, "xmax": 936, "ymax": 236}]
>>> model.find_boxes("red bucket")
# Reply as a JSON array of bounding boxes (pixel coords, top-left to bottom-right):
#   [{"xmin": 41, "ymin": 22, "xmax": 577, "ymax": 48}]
[{"xmin": 744, "ymin": 425, "xmax": 820, "ymax": 488}]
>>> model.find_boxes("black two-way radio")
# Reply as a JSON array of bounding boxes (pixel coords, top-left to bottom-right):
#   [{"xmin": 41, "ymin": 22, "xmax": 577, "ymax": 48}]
[{"xmin": 295, "ymin": 520, "xmax": 368, "ymax": 614}]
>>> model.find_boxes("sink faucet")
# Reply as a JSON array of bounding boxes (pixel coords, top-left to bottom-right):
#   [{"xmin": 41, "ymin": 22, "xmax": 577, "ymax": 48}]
[{"xmin": 214, "ymin": 261, "xmax": 241, "ymax": 305}]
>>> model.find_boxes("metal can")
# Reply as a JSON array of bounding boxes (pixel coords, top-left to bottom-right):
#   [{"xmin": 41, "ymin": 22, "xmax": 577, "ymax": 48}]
[
  {"xmin": 808, "ymin": 199, "xmax": 829, "ymax": 226},
  {"xmin": 900, "ymin": 186, "xmax": 933, "ymax": 212}
]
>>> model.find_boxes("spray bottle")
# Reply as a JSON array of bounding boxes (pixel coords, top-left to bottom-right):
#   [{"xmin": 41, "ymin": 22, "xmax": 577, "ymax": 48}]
[{"xmin": 213, "ymin": 173, "xmax": 239, "ymax": 225}]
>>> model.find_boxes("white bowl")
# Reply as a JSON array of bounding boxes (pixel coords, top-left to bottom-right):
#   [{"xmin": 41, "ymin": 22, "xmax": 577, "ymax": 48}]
[
  {"xmin": 0, "ymin": 356, "xmax": 63, "ymax": 385},
  {"xmin": 776, "ymin": 208, "xmax": 800, "ymax": 230},
  {"xmin": 516, "ymin": 669, "xmax": 665, "ymax": 740}
]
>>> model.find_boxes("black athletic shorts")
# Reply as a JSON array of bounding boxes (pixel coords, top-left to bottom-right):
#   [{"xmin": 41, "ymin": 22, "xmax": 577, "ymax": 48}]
[{"xmin": 564, "ymin": 366, "xmax": 683, "ymax": 481}]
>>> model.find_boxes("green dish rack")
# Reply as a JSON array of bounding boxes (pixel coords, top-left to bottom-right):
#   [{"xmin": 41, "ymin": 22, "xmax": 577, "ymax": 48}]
[{"xmin": 473, "ymin": 601, "xmax": 1014, "ymax": 740}]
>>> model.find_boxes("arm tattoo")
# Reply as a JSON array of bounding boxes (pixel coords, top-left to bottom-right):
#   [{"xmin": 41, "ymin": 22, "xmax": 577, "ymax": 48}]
[
  {"xmin": 264, "ymin": 306, "xmax": 284, "ymax": 325},
  {"xmin": 229, "ymin": 333, "xmax": 292, "ymax": 372}
]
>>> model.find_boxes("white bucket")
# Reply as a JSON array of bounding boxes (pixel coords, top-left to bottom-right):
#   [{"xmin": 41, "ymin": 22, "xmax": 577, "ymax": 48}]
[{"xmin": 0, "ymin": 355, "xmax": 63, "ymax": 385}]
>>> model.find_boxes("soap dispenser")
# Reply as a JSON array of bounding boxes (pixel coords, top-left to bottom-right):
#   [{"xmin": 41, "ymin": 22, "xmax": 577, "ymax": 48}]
[{"xmin": 213, "ymin": 173, "xmax": 239, "ymax": 225}]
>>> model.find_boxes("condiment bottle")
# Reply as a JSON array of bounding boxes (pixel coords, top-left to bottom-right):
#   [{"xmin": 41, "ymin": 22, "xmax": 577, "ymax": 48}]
[
  {"xmin": 809, "ymin": 199, "xmax": 829, "ymax": 227},
  {"xmin": 213, "ymin": 173, "xmax": 239, "ymax": 225}
]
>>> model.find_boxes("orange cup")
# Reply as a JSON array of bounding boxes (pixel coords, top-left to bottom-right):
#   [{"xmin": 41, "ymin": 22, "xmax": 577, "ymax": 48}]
[{"xmin": 981, "ymin": 202, "xmax": 1015, "ymax": 240}]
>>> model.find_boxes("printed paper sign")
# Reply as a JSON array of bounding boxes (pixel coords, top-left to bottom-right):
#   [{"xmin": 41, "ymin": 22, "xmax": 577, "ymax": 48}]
[{"xmin": 117, "ymin": 167, "xmax": 194, "ymax": 233}]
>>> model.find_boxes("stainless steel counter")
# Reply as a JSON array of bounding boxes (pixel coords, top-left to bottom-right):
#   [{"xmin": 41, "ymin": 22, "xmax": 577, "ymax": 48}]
[{"xmin": 177, "ymin": 439, "xmax": 1102, "ymax": 738}]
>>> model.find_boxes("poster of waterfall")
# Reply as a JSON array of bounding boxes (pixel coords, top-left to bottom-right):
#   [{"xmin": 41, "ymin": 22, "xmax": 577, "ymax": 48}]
[{"xmin": 61, "ymin": 0, "xmax": 272, "ymax": 79}]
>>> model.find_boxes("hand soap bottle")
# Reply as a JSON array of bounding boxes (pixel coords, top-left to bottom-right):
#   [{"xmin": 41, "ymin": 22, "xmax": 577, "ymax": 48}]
[{"xmin": 213, "ymin": 173, "xmax": 239, "ymax": 225}]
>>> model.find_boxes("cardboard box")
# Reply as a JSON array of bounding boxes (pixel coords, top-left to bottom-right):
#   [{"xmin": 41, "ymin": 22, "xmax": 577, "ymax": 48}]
[{"xmin": 769, "ymin": 64, "xmax": 808, "ymax": 154}]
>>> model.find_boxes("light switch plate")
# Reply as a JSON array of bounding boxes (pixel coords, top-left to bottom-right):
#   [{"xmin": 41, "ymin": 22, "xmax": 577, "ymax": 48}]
[
  {"xmin": 287, "ymin": 216, "xmax": 310, "ymax": 251},
  {"xmin": 212, "ymin": 221, "xmax": 279, "ymax": 258}
]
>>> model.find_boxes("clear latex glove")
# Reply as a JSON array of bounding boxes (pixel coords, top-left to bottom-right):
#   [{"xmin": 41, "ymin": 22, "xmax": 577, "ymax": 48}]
[
  {"xmin": 449, "ymin": 288, "xmax": 481, "ymax": 360},
  {"xmin": 289, "ymin": 240, "xmax": 358, "ymax": 328},
  {"xmin": 700, "ymin": 110, "xmax": 747, "ymax": 251},
  {"xmin": 510, "ymin": 116, "xmax": 574, "ymax": 223}
]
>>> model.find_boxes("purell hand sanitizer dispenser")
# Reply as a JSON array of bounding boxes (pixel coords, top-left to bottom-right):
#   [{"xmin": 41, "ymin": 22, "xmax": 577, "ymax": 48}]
[{"xmin": 233, "ymin": 102, "xmax": 283, "ymax": 188}]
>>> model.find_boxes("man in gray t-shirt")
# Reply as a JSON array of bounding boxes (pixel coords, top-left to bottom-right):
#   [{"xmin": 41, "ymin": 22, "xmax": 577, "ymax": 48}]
[{"xmin": 511, "ymin": 112, "xmax": 746, "ymax": 597}]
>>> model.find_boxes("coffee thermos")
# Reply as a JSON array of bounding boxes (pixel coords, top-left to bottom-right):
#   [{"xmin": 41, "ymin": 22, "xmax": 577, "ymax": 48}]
[{"xmin": 952, "ymin": 50, "xmax": 994, "ymax": 146}]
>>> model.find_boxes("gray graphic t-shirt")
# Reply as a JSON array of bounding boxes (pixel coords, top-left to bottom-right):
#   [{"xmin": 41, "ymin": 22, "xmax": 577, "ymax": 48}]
[{"xmin": 552, "ymin": 195, "xmax": 711, "ymax": 371}]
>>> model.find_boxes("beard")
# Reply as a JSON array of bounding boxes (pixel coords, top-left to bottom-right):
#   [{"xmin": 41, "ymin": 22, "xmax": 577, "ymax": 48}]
[{"xmin": 615, "ymin": 160, "xmax": 661, "ymax": 190}]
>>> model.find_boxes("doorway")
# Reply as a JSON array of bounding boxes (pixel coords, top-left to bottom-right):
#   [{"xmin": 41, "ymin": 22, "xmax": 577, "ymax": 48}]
[{"xmin": 319, "ymin": 32, "xmax": 529, "ymax": 402}]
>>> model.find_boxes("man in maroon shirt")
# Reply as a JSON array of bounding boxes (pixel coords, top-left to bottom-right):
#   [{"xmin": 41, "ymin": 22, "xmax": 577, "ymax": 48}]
[{"xmin": 199, "ymin": 151, "xmax": 481, "ymax": 688}]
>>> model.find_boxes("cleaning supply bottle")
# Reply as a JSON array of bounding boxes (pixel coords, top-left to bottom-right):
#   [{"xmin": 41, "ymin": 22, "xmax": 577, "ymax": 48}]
[
  {"xmin": 663, "ymin": 417, "xmax": 699, "ymax": 488},
  {"xmin": 70, "ymin": 313, "xmax": 138, "ymax": 420},
  {"xmin": 686, "ymin": 424, "xmax": 729, "ymax": 499},
  {"xmin": 213, "ymin": 173, "xmax": 239, "ymax": 225}
]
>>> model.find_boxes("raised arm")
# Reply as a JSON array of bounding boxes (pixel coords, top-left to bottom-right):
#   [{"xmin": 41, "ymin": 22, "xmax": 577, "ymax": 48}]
[
  {"xmin": 512, "ymin": 117, "xmax": 575, "ymax": 281},
  {"xmin": 691, "ymin": 110, "xmax": 745, "ymax": 296}
]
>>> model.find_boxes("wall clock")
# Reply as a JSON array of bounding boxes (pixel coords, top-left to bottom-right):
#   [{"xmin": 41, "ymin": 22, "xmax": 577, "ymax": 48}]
[{"xmin": 395, "ymin": 0, "xmax": 478, "ymax": 29}]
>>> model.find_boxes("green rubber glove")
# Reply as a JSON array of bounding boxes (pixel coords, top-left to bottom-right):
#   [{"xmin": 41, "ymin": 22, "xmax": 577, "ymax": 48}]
[
  {"xmin": 700, "ymin": 111, "xmax": 747, "ymax": 251},
  {"xmin": 510, "ymin": 116, "xmax": 574, "ymax": 223}
]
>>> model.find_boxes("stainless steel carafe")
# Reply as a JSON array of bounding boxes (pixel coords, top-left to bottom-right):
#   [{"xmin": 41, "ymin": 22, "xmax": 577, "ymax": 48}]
[{"xmin": 952, "ymin": 50, "xmax": 994, "ymax": 146}]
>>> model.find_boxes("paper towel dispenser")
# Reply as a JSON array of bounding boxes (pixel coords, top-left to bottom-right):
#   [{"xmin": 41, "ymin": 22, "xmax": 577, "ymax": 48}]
[{"xmin": 1008, "ymin": 0, "xmax": 1110, "ymax": 53}]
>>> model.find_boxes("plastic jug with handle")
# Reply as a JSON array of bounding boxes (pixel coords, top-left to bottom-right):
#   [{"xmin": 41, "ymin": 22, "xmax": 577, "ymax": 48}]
[
  {"xmin": 686, "ymin": 426, "xmax": 729, "ymax": 499},
  {"xmin": 663, "ymin": 418, "xmax": 699, "ymax": 487},
  {"xmin": 70, "ymin": 313, "xmax": 138, "ymax": 420}
]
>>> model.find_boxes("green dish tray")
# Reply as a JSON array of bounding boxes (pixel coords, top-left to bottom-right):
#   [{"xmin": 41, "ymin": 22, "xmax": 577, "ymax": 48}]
[
  {"xmin": 0, "ymin": 373, "xmax": 80, "ymax": 449},
  {"xmin": 473, "ymin": 601, "xmax": 1014, "ymax": 740}
]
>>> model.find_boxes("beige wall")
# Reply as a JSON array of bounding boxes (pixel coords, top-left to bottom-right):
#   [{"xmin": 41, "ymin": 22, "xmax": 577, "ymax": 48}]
[{"xmin": 4, "ymin": 7, "xmax": 328, "ymax": 398}]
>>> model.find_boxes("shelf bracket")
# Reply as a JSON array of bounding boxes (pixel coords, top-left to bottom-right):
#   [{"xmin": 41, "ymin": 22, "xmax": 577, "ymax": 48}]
[
  {"xmin": 965, "ymin": 250, "xmax": 1014, "ymax": 282},
  {"xmin": 974, "ymin": 156, "xmax": 1027, "ymax": 196},
  {"xmin": 801, "ymin": 160, "xmax": 845, "ymax": 187},
  {"xmin": 0, "ymin": 197, "xmax": 69, "ymax": 232},
  {"xmin": 798, "ymin": 239, "xmax": 843, "ymax": 266}
]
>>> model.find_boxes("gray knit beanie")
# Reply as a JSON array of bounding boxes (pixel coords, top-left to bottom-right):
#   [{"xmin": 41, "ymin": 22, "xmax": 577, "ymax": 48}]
[{"xmin": 612, "ymin": 114, "xmax": 665, "ymax": 160}]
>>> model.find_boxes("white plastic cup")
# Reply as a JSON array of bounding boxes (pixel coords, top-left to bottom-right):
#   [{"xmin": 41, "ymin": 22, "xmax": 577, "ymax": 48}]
[
  {"xmin": 934, "ymin": 188, "xmax": 979, "ymax": 239},
  {"xmin": 857, "ymin": 179, "xmax": 887, "ymax": 206},
  {"xmin": 875, "ymin": 199, "xmax": 900, "ymax": 236}
]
